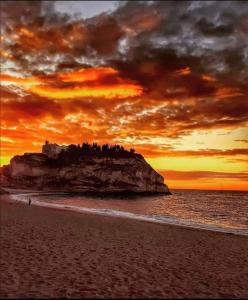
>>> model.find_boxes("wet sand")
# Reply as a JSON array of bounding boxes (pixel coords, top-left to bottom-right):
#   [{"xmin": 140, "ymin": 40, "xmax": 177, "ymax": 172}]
[{"xmin": 1, "ymin": 196, "xmax": 248, "ymax": 298}]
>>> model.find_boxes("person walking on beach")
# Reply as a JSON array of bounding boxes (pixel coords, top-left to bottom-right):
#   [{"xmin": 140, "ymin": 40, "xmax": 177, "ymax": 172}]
[{"xmin": 28, "ymin": 198, "xmax": 31, "ymax": 206}]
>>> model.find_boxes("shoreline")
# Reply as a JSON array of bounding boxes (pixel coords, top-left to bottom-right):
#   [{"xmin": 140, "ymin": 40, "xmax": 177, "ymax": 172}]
[
  {"xmin": 0, "ymin": 187, "xmax": 172, "ymax": 197},
  {"xmin": 1, "ymin": 196, "xmax": 248, "ymax": 298},
  {"xmin": 5, "ymin": 191, "xmax": 248, "ymax": 237}
]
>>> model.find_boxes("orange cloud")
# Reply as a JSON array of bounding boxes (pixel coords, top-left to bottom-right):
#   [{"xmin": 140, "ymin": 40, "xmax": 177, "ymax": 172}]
[
  {"xmin": 202, "ymin": 74, "xmax": 216, "ymax": 82},
  {"xmin": 29, "ymin": 83, "xmax": 142, "ymax": 99},
  {"xmin": 132, "ymin": 145, "xmax": 248, "ymax": 158},
  {"xmin": 175, "ymin": 67, "xmax": 191, "ymax": 76},
  {"xmin": 0, "ymin": 50, "xmax": 12, "ymax": 59},
  {"xmin": 1, "ymin": 67, "xmax": 143, "ymax": 99},
  {"xmin": 215, "ymin": 87, "xmax": 243, "ymax": 99},
  {"xmin": 59, "ymin": 67, "xmax": 118, "ymax": 83},
  {"xmin": 0, "ymin": 74, "xmax": 42, "ymax": 86},
  {"xmin": 19, "ymin": 27, "xmax": 35, "ymax": 38}
]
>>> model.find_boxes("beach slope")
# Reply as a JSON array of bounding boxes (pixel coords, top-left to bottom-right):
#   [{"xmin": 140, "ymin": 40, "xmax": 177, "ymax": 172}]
[{"xmin": 0, "ymin": 197, "xmax": 248, "ymax": 298}]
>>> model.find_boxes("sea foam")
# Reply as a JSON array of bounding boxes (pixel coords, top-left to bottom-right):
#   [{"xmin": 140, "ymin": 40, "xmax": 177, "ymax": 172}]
[{"xmin": 10, "ymin": 192, "xmax": 248, "ymax": 237}]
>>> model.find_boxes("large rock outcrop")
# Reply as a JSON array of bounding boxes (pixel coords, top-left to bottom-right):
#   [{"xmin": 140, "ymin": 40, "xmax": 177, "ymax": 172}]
[{"xmin": 0, "ymin": 151, "xmax": 170, "ymax": 195}]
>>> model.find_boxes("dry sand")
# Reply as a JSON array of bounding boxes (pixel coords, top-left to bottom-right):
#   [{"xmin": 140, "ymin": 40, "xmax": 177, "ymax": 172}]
[{"xmin": 1, "ymin": 196, "xmax": 248, "ymax": 298}]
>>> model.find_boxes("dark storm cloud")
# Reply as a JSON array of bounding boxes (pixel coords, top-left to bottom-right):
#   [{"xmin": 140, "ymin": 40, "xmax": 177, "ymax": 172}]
[
  {"xmin": 2, "ymin": 1, "xmax": 248, "ymax": 79},
  {"xmin": 1, "ymin": 1, "xmax": 46, "ymax": 24},
  {"xmin": 1, "ymin": 0, "xmax": 248, "ymax": 145},
  {"xmin": 1, "ymin": 1, "xmax": 125, "ymax": 73},
  {"xmin": 111, "ymin": 1, "xmax": 248, "ymax": 80}
]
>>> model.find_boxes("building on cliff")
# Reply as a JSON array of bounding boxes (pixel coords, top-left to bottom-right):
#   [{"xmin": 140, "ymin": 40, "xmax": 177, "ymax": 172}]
[
  {"xmin": 0, "ymin": 141, "xmax": 171, "ymax": 195},
  {"xmin": 42, "ymin": 141, "xmax": 68, "ymax": 158}
]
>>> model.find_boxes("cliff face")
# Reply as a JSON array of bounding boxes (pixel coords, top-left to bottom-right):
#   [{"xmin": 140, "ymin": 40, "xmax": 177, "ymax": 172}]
[{"xmin": 0, "ymin": 153, "xmax": 170, "ymax": 195}]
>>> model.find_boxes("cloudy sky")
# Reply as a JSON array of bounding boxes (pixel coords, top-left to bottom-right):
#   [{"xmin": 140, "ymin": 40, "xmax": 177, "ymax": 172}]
[{"xmin": 1, "ymin": 0, "xmax": 248, "ymax": 190}]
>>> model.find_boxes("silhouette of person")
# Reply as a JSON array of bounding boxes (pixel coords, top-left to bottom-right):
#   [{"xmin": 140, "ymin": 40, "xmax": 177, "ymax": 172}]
[{"xmin": 28, "ymin": 198, "xmax": 31, "ymax": 206}]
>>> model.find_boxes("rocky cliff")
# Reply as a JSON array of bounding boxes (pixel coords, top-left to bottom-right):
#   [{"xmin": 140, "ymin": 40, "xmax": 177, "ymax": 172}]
[{"xmin": 0, "ymin": 151, "xmax": 170, "ymax": 195}]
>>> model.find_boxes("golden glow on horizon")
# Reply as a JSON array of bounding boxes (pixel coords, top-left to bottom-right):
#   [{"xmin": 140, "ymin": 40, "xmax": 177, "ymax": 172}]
[
  {"xmin": 166, "ymin": 179, "xmax": 248, "ymax": 191},
  {"xmin": 146, "ymin": 157, "xmax": 247, "ymax": 173},
  {"xmin": 172, "ymin": 128, "xmax": 248, "ymax": 151},
  {"xmin": 0, "ymin": 157, "xmax": 11, "ymax": 167}
]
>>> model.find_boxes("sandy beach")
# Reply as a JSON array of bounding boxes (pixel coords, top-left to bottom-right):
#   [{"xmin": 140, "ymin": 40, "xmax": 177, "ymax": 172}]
[{"xmin": 1, "ymin": 196, "xmax": 248, "ymax": 298}]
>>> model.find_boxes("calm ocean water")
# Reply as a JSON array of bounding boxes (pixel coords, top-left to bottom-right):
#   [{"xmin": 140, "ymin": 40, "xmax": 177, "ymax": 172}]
[{"xmin": 11, "ymin": 189, "xmax": 248, "ymax": 235}]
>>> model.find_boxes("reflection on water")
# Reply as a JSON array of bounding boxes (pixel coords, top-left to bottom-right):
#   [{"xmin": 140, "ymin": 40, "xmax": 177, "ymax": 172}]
[{"xmin": 30, "ymin": 189, "xmax": 248, "ymax": 230}]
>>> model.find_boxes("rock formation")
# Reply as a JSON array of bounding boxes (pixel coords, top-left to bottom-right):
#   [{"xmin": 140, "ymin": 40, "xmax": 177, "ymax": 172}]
[{"xmin": 0, "ymin": 143, "xmax": 171, "ymax": 196}]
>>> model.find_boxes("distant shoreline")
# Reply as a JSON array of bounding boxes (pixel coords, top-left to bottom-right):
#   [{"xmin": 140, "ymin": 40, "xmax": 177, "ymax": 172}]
[{"xmin": 1, "ymin": 188, "xmax": 171, "ymax": 198}]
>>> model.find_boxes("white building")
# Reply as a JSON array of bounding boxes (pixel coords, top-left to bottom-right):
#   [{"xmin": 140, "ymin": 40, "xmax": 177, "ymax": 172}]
[{"xmin": 42, "ymin": 141, "xmax": 68, "ymax": 158}]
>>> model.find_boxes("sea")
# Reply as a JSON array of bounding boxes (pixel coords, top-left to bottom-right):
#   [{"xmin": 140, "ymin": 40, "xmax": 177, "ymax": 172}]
[{"xmin": 9, "ymin": 189, "xmax": 248, "ymax": 236}]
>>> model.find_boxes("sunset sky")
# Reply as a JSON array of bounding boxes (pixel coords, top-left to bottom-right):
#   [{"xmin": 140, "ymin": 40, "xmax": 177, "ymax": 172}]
[{"xmin": 1, "ymin": 1, "xmax": 248, "ymax": 191}]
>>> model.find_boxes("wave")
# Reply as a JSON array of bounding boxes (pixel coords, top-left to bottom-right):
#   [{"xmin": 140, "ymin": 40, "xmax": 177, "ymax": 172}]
[{"xmin": 10, "ymin": 192, "xmax": 248, "ymax": 237}]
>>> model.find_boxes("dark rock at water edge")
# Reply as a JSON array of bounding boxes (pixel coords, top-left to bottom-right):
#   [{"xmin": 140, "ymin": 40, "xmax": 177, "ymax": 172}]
[{"xmin": 0, "ymin": 144, "xmax": 171, "ymax": 196}]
